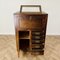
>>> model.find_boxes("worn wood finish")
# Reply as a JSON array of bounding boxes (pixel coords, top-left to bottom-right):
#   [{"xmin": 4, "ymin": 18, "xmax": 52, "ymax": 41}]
[
  {"xmin": 19, "ymin": 15, "xmax": 42, "ymax": 29},
  {"xmin": 14, "ymin": 5, "xmax": 48, "ymax": 57}
]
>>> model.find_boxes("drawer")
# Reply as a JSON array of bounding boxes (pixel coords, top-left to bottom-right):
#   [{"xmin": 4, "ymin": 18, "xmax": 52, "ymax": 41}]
[
  {"xmin": 33, "ymin": 36, "xmax": 41, "ymax": 39},
  {"xmin": 32, "ymin": 34, "xmax": 45, "ymax": 40},
  {"xmin": 32, "ymin": 35, "xmax": 41, "ymax": 40},
  {"xmin": 31, "ymin": 50, "xmax": 44, "ymax": 55},
  {"xmin": 32, "ymin": 31, "xmax": 41, "ymax": 35},
  {"xmin": 32, "ymin": 30, "xmax": 46, "ymax": 36},
  {"xmin": 32, "ymin": 39, "xmax": 45, "ymax": 44},
  {"xmin": 32, "ymin": 44, "xmax": 44, "ymax": 49}
]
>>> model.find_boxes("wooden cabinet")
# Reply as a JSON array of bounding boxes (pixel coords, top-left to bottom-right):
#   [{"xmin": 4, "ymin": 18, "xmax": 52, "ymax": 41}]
[{"xmin": 14, "ymin": 5, "xmax": 48, "ymax": 57}]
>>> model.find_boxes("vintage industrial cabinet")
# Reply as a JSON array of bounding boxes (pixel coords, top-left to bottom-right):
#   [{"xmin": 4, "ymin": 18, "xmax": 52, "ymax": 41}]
[{"xmin": 14, "ymin": 5, "xmax": 48, "ymax": 56}]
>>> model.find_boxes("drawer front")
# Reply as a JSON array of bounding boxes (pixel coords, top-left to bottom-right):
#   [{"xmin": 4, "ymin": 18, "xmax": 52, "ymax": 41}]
[
  {"xmin": 32, "ymin": 44, "xmax": 44, "ymax": 49},
  {"xmin": 31, "ymin": 30, "xmax": 45, "ymax": 40},
  {"xmin": 31, "ymin": 50, "xmax": 44, "ymax": 55},
  {"xmin": 32, "ymin": 39, "xmax": 45, "ymax": 44},
  {"xmin": 32, "ymin": 35, "xmax": 45, "ymax": 40},
  {"xmin": 32, "ymin": 31, "xmax": 41, "ymax": 35},
  {"xmin": 19, "ymin": 15, "xmax": 42, "ymax": 29},
  {"xmin": 32, "ymin": 35, "xmax": 41, "ymax": 40},
  {"xmin": 31, "ymin": 30, "xmax": 45, "ymax": 36}
]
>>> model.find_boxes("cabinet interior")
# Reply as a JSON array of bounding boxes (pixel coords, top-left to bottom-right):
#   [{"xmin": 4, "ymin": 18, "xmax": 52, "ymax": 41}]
[
  {"xmin": 19, "ymin": 31, "xmax": 29, "ymax": 39},
  {"xmin": 19, "ymin": 31, "xmax": 30, "ymax": 52}
]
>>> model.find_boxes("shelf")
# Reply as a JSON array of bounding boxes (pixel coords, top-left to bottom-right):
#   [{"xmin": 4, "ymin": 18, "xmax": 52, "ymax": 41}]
[
  {"xmin": 19, "ymin": 36, "xmax": 30, "ymax": 39},
  {"xmin": 19, "ymin": 39, "xmax": 29, "ymax": 52},
  {"xmin": 19, "ymin": 31, "xmax": 30, "ymax": 39}
]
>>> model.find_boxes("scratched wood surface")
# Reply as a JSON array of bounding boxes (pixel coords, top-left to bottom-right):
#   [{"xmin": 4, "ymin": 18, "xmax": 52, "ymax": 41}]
[{"xmin": 0, "ymin": 35, "xmax": 60, "ymax": 60}]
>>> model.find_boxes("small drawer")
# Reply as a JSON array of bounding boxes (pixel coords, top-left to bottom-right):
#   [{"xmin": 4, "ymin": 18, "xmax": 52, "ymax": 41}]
[
  {"xmin": 34, "ymin": 36, "xmax": 40, "ymax": 39},
  {"xmin": 32, "ymin": 36, "xmax": 41, "ymax": 40},
  {"xmin": 32, "ymin": 30, "xmax": 41, "ymax": 35},
  {"xmin": 32, "ymin": 39, "xmax": 45, "ymax": 44},
  {"xmin": 32, "ymin": 32, "xmax": 41, "ymax": 35},
  {"xmin": 31, "ymin": 50, "xmax": 44, "ymax": 55},
  {"xmin": 34, "ymin": 45, "xmax": 40, "ymax": 48},
  {"xmin": 32, "ymin": 44, "xmax": 44, "ymax": 49}
]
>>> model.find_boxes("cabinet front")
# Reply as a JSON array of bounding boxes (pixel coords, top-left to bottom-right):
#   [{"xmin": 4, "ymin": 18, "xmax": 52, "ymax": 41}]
[{"xmin": 19, "ymin": 14, "xmax": 42, "ymax": 29}]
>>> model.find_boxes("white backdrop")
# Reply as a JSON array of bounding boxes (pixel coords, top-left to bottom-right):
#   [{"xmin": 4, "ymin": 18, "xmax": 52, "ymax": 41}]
[{"xmin": 0, "ymin": 0, "xmax": 60, "ymax": 35}]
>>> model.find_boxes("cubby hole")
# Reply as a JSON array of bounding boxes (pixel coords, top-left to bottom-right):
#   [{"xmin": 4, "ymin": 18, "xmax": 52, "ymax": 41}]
[
  {"xmin": 19, "ymin": 39, "xmax": 29, "ymax": 52},
  {"xmin": 19, "ymin": 31, "xmax": 29, "ymax": 39}
]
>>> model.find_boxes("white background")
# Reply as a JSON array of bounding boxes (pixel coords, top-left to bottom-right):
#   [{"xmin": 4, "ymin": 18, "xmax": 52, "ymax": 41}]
[{"xmin": 0, "ymin": 0, "xmax": 60, "ymax": 35}]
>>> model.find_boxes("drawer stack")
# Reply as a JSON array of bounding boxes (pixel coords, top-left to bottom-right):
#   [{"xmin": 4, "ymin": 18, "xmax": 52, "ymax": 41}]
[{"xmin": 31, "ymin": 30, "xmax": 45, "ymax": 55}]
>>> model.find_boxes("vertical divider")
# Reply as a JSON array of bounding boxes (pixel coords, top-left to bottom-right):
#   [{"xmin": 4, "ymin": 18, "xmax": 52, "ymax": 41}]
[
  {"xmin": 18, "ymin": 31, "xmax": 20, "ymax": 57},
  {"xmin": 29, "ymin": 30, "xmax": 32, "ymax": 54},
  {"xmin": 16, "ymin": 30, "xmax": 19, "ymax": 57}
]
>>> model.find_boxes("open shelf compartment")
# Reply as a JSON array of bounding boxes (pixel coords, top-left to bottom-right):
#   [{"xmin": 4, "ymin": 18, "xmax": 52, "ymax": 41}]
[
  {"xmin": 19, "ymin": 39, "xmax": 29, "ymax": 52},
  {"xmin": 19, "ymin": 31, "xmax": 30, "ymax": 39}
]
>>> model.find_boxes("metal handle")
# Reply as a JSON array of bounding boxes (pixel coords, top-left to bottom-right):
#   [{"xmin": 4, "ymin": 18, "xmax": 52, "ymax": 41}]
[{"xmin": 20, "ymin": 5, "xmax": 42, "ymax": 13}]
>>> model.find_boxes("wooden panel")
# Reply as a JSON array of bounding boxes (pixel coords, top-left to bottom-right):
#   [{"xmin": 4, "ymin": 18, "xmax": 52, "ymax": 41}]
[
  {"xmin": 14, "ymin": 11, "xmax": 48, "ymax": 56},
  {"xmin": 14, "ymin": 15, "xmax": 20, "ymax": 29},
  {"xmin": 19, "ymin": 15, "xmax": 42, "ymax": 29},
  {"xmin": 42, "ymin": 15, "xmax": 48, "ymax": 29}
]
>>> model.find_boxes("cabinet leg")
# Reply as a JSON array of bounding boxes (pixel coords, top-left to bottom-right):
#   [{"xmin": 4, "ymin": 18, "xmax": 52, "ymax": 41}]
[{"xmin": 17, "ymin": 51, "xmax": 19, "ymax": 57}]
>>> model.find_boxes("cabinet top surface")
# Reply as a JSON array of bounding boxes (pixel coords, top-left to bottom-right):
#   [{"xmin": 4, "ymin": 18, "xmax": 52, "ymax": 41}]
[{"xmin": 14, "ymin": 11, "xmax": 48, "ymax": 15}]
